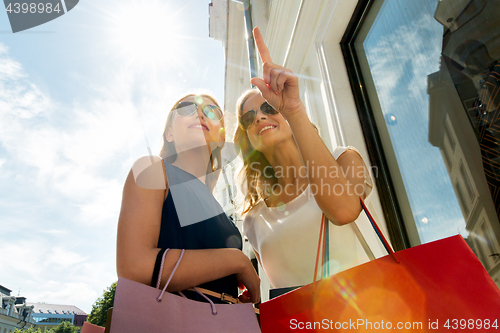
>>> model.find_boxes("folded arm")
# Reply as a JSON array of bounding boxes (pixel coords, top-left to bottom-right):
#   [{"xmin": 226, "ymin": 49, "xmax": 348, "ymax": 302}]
[{"xmin": 116, "ymin": 157, "xmax": 260, "ymax": 303}]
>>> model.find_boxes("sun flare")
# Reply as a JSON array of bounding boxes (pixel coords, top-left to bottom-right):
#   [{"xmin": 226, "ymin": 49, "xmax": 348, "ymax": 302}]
[{"xmin": 109, "ymin": 0, "xmax": 187, "ymax": 68}]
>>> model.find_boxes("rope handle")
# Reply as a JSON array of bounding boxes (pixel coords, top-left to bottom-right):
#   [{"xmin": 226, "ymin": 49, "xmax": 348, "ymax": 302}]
[
  {"xmin": 154, "ymin": 249, "xmax": 260, "ymax": 314},
  {"xmin": 313, "ymin": 214, "xmax": 327, "ymax": 293},
  {"xmin": 360, "ymin": 198, "xmax": 399, "ymax": 263},
  {"xmin": 156, "ymin": 249, "xmax": 185, "ymax": 302},
  {"xmin": 313, "ymin": 198, "xmax": 400, "ymax": 292}
]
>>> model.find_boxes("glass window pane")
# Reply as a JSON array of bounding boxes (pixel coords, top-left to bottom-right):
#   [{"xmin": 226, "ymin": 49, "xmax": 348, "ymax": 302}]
[{"xmin": 354, "ymin": 0, "xmax": 500, "ymax": 280}]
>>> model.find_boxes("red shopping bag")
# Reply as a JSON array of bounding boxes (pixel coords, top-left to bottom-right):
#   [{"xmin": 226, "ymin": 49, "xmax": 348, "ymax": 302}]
[
  {"xmin": 81, "ymin": 322, "xmax": 105, "ymax": 333},
  {"xmin": 259, "ymin": 199, "xmax": 500, "ymax": 332}
]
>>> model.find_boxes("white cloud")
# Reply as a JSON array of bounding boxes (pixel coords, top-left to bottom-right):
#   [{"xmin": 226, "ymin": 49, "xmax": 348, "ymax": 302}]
[
  {"xmin": 75, "ymin": 180, "xmax": 123, "ymax": 225},
  {"xmin": 0, "ymin": 0, "xmax": 220, "ymax": 311},
  {"xmin": 0, "ymin": 42, "xmax": 154, "ymax": 227},
  {"xmin": 0, "ymin": 42, "xmax": 166, "ymax": 312},
  {"xmin": 365, "ymin": 13, "xmax": 442, "ymax": 117},
  {"xmin": 0, "ymin": 237, "xmax": 116, "ymax": 313},
  {"xmin": 32, "ymin": 282, "xmax": 99, "ymax": 313},
  {"xmin": 363, "ymin": 11, "xmax": 468, "ymax": 242},
  {"xmin": 0, "ymin": 44, "xmax": 25, "ymax": 81},
  {"xmin": 40, "ymin": 229, "xmax": 69, "ymax": 236},
  {"xmin": 45, "ymin": 246, "xmax": 88, "ymax": 268},
  {"xmin": 0, "ymin": 49, "xmax": 51, "ymax": 119}
]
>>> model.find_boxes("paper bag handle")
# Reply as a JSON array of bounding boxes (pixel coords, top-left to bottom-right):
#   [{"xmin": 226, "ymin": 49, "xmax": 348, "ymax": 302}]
[
  {"xmin": 359, "ymin": 198, "xmax": 399, "ymax": 263},
  {"xmin": 313, "ymin": 198, "xmax": 399, "ymax": 292}
]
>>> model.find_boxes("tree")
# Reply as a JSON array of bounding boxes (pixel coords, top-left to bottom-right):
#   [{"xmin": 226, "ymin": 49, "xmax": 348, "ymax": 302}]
[
  {"xmin": 13, "ymin": 327, "xmax": 42, "ymax": 333},
  {"xmin": 87, "ymin": 281, "xmax": 116, "ymax": 327},
  {"xmin": 48, "ymin": 321, "xmax": 78, "ymax": 333}
]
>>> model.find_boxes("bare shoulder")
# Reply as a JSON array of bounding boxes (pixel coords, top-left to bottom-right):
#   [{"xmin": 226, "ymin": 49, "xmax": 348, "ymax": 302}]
[
  {"xmin": 118, "ymin": 156, "xmax": 167, "ymax": 233},
  {"xmin": 336, "ymin": 149, "xmax": 363, "ymax": 165},
  {"xmin": 131, "ymin": 155, "xmax": 168, "ymax": 190}
]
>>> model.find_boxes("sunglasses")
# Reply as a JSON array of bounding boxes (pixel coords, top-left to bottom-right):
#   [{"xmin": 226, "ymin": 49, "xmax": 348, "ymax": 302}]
[
  {"xmin": 239, "ymin": 102, "xmax": 279, "ymax": 130},
  {"xmin": 173, "ymin": 101, "xmax": 223, "ymax": 121}
]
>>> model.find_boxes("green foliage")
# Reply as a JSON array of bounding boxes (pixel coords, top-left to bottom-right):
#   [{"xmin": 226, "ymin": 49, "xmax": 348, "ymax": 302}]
[
  {"xmin": 87, "ymin": 281, "xmax": 117, "ymax": 327},
  {"xmin": 13, "ymin": 326, "xmax": 42, "ymax": 333},
  {"xmin": 48, "ymin": 321, "xmax": 78, "ymax": 333}
]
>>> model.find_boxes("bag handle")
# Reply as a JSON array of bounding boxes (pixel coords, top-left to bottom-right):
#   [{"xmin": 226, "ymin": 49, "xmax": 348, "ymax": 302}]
[
  {"xmin": 313, "ymin": 214, "xmax": 327, "ymax": 293},
  {"xmin": 153, "ymin": 249, "xmax": 260, "ymax": 315},
  {"xmin": 313, "ymin": 198, "xmax": 399, "ymax": 293},
  {"xmin": 359, "ymin": 198, "xmax": 399, "ymax": 263},
  {"xmin": 155, "ymin": 249, "xmax": 219, "ymax": 315},
  {"xmin": 156, "ymin": 248, "xmax": 185, "ymax": 301}
]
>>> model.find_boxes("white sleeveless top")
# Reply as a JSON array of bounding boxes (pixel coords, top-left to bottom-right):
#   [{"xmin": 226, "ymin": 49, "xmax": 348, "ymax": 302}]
[{"xmin": 242, "ymin": 146, "xmax": 374, "ymax": 288}]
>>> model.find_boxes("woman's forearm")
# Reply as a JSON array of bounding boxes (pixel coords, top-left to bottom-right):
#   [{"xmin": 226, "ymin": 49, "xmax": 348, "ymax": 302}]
[
  {"xmin": 159, "ymin": 248, "xmax": 247, "ymax": 291},
  {"xmin": 285, "ymin": 106, "xmax": 361, "ymax": 224},
  {"xmin": 118, "ymin": 247, "xmax": 248, "ymax": 291}
]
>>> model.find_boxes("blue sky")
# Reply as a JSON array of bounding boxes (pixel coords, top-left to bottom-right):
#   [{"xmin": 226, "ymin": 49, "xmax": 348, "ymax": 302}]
[
  {"xmin": 361, "ymin": 0, "xmax": 468, "ymax": 243},
  {"xmin": 0, "ymin": 0, "xmax": 225, "ymax": 313}
]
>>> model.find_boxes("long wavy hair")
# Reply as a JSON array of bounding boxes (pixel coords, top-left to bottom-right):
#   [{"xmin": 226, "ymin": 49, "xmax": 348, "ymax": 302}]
[
  {"xmin": 159, "ymin": 93, "xmax": 225, "ymax": 192},
  {"xmin": 234, "ymin": 88, "xmax": 319, "ymax": 215},
  {"xmin": 234, "ymin": 89, "xmax": 278, "ymax": 215}
]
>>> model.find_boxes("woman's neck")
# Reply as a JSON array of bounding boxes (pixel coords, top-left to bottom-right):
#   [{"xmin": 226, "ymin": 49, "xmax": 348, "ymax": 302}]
[
  {"xmin": 262, "ymin": 138, "xmax": 308, "ymax": 191},
  {"xmin": 172, "ymin": 145, "xmax": 211, "ymax": 183}
]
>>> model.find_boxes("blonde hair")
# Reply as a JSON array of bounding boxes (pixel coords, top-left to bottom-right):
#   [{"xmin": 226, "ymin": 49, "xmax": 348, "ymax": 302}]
[
  {"xmin": 234, "ymin": 88, "xmax": 319, "ymax": 215},
  {"xmin": 234, "ymin": 89, "xmax": 277, "ymax": 214},
  {"xmin": 159, "ymin": 93, "xmax": 225, "ymax": 191}
]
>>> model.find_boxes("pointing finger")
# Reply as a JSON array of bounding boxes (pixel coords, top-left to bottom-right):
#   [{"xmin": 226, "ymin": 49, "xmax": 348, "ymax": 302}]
[{"xmin": 253, "ymin": 26, "xmax": 272, "ymax": 63}]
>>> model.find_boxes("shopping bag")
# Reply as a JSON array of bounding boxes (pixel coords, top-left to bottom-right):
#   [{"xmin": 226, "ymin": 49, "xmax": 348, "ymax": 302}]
[
  {"xmin": 259, "ymin": 199, "xmax": 500, "ymax": 332},
  {"xmin": 109, "ymin": 249, "xmax": 261, "ymax": 333},
  {"xmin": 81, "ymin": 322, "xmax": 105, "ymax": 333}
]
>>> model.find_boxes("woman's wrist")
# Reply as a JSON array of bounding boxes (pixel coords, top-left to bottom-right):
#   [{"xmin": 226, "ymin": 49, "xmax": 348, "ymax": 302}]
[
  {"xmin": 284, "ymin": 105, "xmax": 311, "ymax": 127},
  {"xmin": 281, "ymin": 102, "xmax": 306, "ymax": 120}
]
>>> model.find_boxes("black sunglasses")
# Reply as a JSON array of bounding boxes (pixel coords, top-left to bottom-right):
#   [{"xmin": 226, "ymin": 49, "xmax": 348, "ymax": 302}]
[
  {"xmin": 239, "ymin": 102, "xmax": 278, "ymax": 130},
  {"xmin": 173, "ymin": 101, "xmax": 223, "ymax": 121}
]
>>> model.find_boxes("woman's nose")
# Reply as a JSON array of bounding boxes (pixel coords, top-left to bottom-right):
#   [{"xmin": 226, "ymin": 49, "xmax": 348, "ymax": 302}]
[
  {"xmin": 254, "ymin": 110, "xmax": 267, "ymax": 123},
  {"xmin": 196, "ymin": 108, "xmax": 205, "ymax": 119}
]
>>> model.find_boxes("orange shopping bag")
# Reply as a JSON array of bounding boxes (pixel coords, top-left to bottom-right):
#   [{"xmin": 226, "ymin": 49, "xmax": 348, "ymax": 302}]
[{"xmin": 259, "ymin": 199, "xmax": 500, "ymax": 332}]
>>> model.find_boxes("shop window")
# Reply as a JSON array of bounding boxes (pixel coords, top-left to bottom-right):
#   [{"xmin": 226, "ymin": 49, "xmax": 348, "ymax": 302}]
[{"xmin": 344, "ymin": 0, "xmax": 500, "ymax": 283}]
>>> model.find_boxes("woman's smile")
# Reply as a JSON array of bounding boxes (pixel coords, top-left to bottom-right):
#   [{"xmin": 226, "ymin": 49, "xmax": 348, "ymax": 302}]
[
  {"xmin": 258, "ymin": 124, "xmax": 277, "ymax": 135},
  {"xmin": 188, "ymin": 122, "xmax": 209, "ymax": 131}
]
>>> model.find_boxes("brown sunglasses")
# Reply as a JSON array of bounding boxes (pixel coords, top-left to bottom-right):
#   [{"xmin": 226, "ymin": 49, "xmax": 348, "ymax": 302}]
[{"xmin": 239, "ymin": 102, "xmax": 278, "ymax": 130}]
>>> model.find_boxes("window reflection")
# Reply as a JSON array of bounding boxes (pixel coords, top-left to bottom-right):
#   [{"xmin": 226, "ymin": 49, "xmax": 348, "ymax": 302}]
[
  {"xmin": 354, "ymin": 0, "xmax": 500, "ymax": 285},
  {"xmin": 433, "ymin": 0, "xmax": 500, "ymax": 282},
  {"xmin": 357, "ymin": 0, "xmax": 467, "ymax": 244},
  {"xmin": 439, "ymin": 0, "xmax": 500, "ymax": 217}
]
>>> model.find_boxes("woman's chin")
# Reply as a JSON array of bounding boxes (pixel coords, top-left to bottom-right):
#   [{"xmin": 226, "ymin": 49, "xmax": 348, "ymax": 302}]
[
  {"xmin": 176, "ymin": 137, "xmax": 211, "ymax": 153},
  {"xmin": 254, "ymin": 133, "xmax": 283, "ymax": 151}
]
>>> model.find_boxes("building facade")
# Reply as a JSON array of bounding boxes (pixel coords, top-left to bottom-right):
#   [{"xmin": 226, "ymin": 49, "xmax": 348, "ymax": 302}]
[
  {"xmin": 28, "ymin": 303, "xmax": 86, "ymax": 333},
  {"xmin": 209, "ymin": 0, "xmax": 500, "ymax": 301},
  {"xmin": 0, "ymin": 285, "xmax": 86, "ymax": 333},
  {"xmin": 0, "ymin": 285, "xmax": 36, "ymax": 333}
]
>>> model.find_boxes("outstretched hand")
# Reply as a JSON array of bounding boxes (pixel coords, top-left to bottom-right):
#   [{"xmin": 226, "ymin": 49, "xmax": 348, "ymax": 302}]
[{"xmin": 250, "ymin": 27, "xmax": 304, "ymax": 119}]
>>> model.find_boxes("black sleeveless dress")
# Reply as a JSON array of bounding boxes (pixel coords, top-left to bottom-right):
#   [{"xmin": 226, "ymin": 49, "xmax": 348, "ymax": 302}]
[{"xmin": 154, "ymin": 161, "xmax": 242, "ymax": 304}]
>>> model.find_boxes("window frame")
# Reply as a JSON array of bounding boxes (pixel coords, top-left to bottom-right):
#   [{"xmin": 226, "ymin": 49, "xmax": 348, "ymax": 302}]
[{"xmin": 340, "ymin": 0, "xmax": 410, "ymax": 251}]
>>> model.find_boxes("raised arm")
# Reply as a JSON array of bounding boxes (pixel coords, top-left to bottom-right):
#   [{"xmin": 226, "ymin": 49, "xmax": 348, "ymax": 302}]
[
  {"xmin": 250, "ymin": 27, "xmax": 363, "ymax": 225},
  {"xmin": 116, "ymin": 156, "xmax": 260, "ymax": 303}
]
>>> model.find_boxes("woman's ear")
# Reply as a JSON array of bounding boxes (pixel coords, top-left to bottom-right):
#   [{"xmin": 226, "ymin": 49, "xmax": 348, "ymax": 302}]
[{"xmin": 165, "ymin": 128, "xmax": 174, "ymax": 143}]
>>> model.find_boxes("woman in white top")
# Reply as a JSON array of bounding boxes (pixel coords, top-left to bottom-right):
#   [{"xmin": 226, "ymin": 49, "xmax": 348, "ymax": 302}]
[{"xmin": 234, "ymin": 27, "xmax": 373, "ymax": 289}]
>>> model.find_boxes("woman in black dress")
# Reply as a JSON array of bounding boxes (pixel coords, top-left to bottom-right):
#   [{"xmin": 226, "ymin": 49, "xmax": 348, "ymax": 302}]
[{"xmin": 116, "ymin": 93, "xmax": 260, "ymax": 305}]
